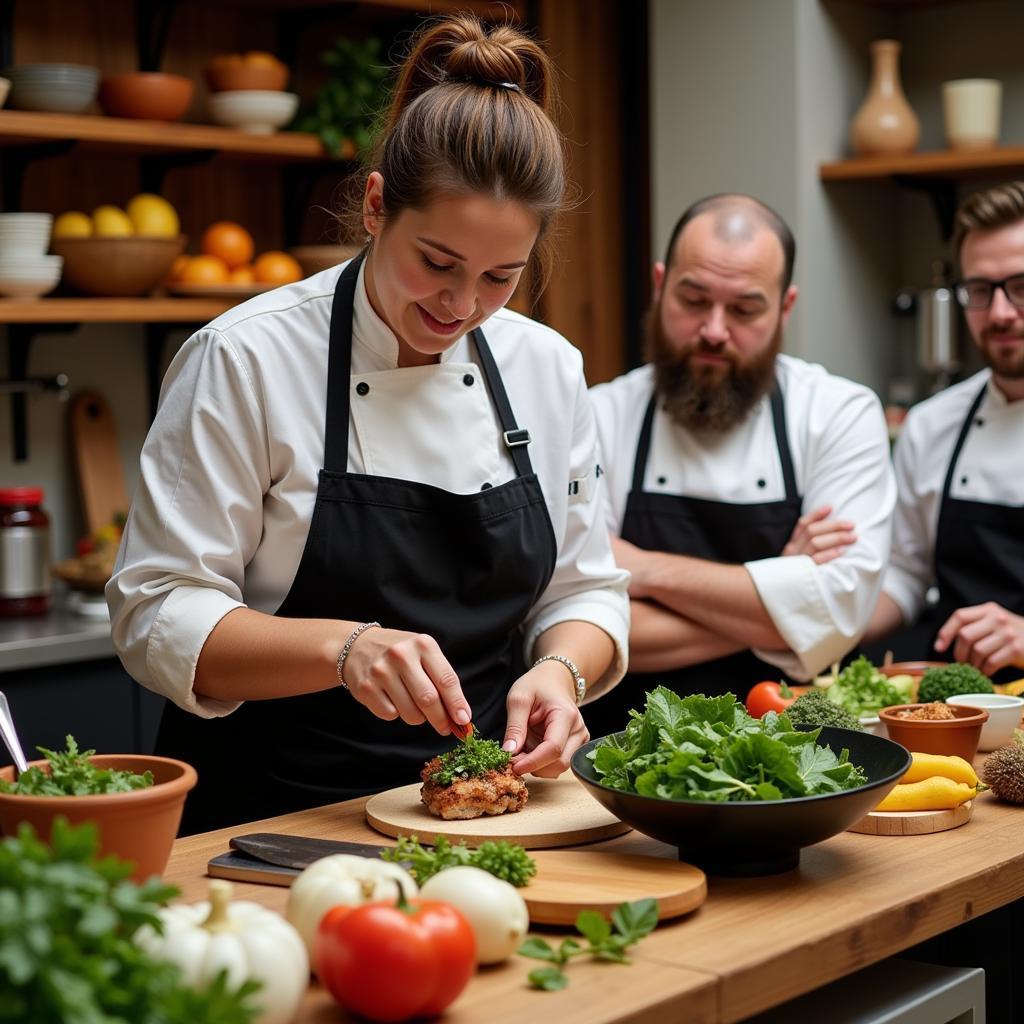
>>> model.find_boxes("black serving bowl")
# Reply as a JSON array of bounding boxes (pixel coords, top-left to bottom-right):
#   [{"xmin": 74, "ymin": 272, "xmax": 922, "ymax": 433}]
[{"xmin": 571, "ymin": 726, "xmax": 911, "ymax": 876}]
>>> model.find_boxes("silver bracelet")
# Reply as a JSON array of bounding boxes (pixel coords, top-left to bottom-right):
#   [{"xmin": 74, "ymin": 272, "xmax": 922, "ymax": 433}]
[
  {"xmin": 532, "ymin": 654, "xmax": 586, "ymax": 705},
  {"xmin": 336, "ymin": 621, "xmax": 381, "ymax": 690}
]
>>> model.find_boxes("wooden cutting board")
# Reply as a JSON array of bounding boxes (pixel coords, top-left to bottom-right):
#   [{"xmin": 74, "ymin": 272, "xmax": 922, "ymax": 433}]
[
  {"xmin": 847, "ymin": 800, "xmax": 973, "ymax": 836},
  {"xmin": 69, "ymin": 390, "xmax": 130, "ymax": 534},
  {"xmin": 364, "ymin": 774, "xmax": 630, "ymax": 849}
]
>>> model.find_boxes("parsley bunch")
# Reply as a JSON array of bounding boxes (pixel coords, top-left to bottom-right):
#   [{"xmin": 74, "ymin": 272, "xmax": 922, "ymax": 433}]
[
  {"xmin": 0, "ymin": 818, "xmax": 260, "ymax": 1024},
  {"xmin": 429, "ymin": 732, "xmax": 511, "ymax": 785},
  {"xmin": 519, "ymin": 898, "xmax": 658, "ymax": 990},
  {"xmin": 381, "ymin": 834, "xmax": 537, "ymax": 887},
  {"xmin": 591, "ymin": 689, "xmax": 866, "ymax": 801},
  {"xmin": 0, "ymin": 734, "xmax": 154, "ymax": 796}
]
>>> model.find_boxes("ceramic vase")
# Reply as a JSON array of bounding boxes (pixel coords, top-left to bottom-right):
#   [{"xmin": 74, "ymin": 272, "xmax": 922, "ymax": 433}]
[{"xmin": 850, "ymin": 40, "xmax": 920, "ymax": 156}]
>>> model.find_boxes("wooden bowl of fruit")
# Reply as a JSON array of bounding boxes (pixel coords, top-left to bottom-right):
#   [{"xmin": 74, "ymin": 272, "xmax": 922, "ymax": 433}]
[{"xmin": 52, "ymin": 518, "xmax": 124, "ymax": 592}]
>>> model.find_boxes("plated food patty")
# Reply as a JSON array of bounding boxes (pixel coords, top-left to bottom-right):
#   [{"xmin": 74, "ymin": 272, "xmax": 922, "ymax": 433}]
[{"xmin": 420, "ymin": 733, "xmax": 529, "ymax": 820}]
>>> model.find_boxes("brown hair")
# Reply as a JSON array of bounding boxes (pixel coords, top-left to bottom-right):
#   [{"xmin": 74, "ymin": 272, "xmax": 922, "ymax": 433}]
[
  {"xmin": 358, "ymin": 14, "xmax": 566, "ymax": 290},
  {"xmin": 954, "ymin": 182, "xmax": 1024, "ymax": 260}
]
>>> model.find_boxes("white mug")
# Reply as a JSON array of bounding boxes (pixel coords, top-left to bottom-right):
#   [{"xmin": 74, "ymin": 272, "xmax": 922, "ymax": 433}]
[{"xmin": 942, "ymin": 78, "xmax": 1002, "ymax": 151}]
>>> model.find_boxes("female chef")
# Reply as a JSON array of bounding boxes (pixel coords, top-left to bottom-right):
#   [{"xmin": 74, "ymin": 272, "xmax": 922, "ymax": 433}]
[{"xmin": 107, "ymin": 14, "xmax": 629, "ymax": 834}]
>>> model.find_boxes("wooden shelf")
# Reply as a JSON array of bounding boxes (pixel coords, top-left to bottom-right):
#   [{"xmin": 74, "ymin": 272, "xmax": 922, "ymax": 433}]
[
  {"xmin": 0, "ymin": 297, "xmax": 237, "ymax": 323},
  {"xmin": 820, "ymin": 145, "xmax": 1024, "ymax": 182},
  {"xmin": 0, "ymin": 110, "xmax": 335, "ymax": 162}
]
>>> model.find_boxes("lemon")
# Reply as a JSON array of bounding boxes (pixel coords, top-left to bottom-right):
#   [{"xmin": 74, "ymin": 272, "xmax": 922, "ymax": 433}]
[
  {"xmin": 126, "ymin": 193, "xmax": 180, "ymax": 237},
  {"xmin": 92, "ymin": 205, "xmax": 134, "ymax": 237},
  {"xmin": 53, "ymin": 211, "xmax": 93, "ymax": 238}
]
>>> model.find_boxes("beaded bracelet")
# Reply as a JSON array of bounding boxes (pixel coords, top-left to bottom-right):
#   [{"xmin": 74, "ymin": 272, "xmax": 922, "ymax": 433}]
[{"xmin": 336, "ymin": 621, "xmax": 381, "ymax": 690}]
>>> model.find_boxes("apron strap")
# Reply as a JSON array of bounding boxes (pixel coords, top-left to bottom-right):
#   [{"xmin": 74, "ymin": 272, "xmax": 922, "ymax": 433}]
[
  {"xmin": 769, "ymin": 384, "xmax": 798, "ymax": 501},
  {"xmin": 631, "ymin": 394, "xmax": 658, "ymax": 492},
  {"xmin": 470, "ymin": 326, "xmax": 536, "ymax": 478},
  {"xmin": 323, "ymin": 252, "xmax": 365, "ymax": 474},
  {"xmin": 939, "ymin": 381, "xmax": 988, "ymax": 500}
]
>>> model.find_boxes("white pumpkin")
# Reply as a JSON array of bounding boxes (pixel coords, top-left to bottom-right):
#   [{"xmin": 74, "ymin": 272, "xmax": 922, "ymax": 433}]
[
  {"xmin": 136, "ymin": 879, "xmax": 308, "ymax": 1024},
  {"xmin": 285, "ymin": 853, "xmax": 418, "ymax": 963}
]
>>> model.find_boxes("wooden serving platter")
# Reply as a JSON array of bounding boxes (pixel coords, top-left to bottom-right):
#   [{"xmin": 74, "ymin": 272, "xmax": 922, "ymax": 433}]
[
  {"xmin": 364, "ymin": 774, "xmax": 631, "ymax": 849},
  {"xmin": 847, "ymin": 800, "xmax": 973, "ymax": 836}
]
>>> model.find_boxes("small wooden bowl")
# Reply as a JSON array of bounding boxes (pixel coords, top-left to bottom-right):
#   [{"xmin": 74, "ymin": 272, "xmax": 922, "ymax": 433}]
[
  {"xmin": 0, "ymin": 755, "xmax": 197, "ymax": 880},
  {"xmin": 99, "ymin": 72, "xmax": 193, "ymax": 121},
  {"xmin": 51, "ymin": 235, "xmax": 186, "ymax": 296},
  {"xmin": 878, "ymin": 703, "xmax": 989, "ymax": 761}
]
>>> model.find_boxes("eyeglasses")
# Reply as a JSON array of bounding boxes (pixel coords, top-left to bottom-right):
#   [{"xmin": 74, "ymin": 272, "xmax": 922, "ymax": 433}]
[{"xmin": 954, "ymin": 274, "xmax": 1024, "ymax": 311}]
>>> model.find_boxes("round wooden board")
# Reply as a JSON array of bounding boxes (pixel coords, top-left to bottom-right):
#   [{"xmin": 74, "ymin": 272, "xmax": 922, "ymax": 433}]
[
  {"xmin": 364, "ymin": 774, "xmax": 631, "ymax": 849},
  {"xmin": 525, "ymin": 850, "xmax": 706, "ymax": 925},
  {"xmin": 847, "ymin": 800, "xmax": 973, "ymax": 836}
]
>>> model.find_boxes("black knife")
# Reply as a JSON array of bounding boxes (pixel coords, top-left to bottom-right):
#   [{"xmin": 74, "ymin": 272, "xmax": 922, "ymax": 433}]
[{"xmin": 229, "ymin": 832, "xmax": 395, "ymax": 870}]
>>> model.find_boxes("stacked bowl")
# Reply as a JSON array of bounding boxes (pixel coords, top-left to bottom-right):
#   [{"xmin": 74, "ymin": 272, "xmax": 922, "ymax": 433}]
[
  {"xmin": 205, "ymin": 52, "xmax": 297, "ymax": 134},
  {"xmin": 0, "ymin": 214, "xmax": 62, "ymax": 298},
  {"xmin": 6, "ymin": 63, "xmax": 99, "ymax": 113}
]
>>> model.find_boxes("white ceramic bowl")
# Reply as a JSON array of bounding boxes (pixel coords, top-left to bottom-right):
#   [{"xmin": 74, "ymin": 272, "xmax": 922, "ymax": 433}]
[
  {"xmin": 947, "ymin": 694, "xmax": 1024, "ymax": 751},
  {"xmin": 0, "ymin": 254, "xmax": 63, "ymax": 275},
  {"xmin": 7, "ymin": 63, "xmax": 99, "ymax": 113},
  {"xmin": 207, "ymin": 89, "xmax": 298, "ymax": 133},
  {"xmin": 859, "ymin": 714, "xmax": 884, "ymax": 737},
  {"xmin": 0, "ymin": 275, "xmax": 61, "ymax": 298}
]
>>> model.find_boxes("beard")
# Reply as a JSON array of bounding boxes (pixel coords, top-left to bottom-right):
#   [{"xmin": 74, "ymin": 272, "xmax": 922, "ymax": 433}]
[
  {"xmin": 979, "ymin": 325, "xmax": 1024, "ymax": 379},
  {"xmin": 647, "ymin": 304, "xmax": 782, "ymax": 432}
]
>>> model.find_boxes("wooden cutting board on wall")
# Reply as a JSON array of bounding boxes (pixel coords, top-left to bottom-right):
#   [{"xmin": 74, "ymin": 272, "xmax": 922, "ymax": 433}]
[{"xmin": 69, "ymin": 390, "xmax": 130, "ymax": 535}]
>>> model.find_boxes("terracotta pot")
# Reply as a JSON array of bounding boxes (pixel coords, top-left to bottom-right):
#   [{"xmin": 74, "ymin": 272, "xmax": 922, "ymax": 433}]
[
  {"xmin": 878, "ymin": 703, "xmax": 988, "ymax": 761},
  {"xmin": 99, "ymin": 72, "xmax": 193, "ymax": 121},
  {"xmin": 0, "ymin": 754, "xmax": 197, "ymax": 880},
  {"xmin": 850, "ymin": 40, "xmax": 920, "ymax": 156}
]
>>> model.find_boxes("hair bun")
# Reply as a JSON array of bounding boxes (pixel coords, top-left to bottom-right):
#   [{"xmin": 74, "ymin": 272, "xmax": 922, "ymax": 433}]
[{"xmin": 445, "ymin": 35, "xmax": 527, "ymax": 90}]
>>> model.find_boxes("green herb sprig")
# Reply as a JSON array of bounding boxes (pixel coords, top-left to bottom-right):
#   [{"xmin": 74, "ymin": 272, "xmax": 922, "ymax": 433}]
[
  {"xmin": 0, "ymin": 818, "xmax": 260, "ymax": 1024},
  {"xmin": 430, "ymin": 732, "xmax": 511, "ymax": 785},
  {"xmin": 518, "ymin": 898, "xmax": 658, "ymax": 990},
  {"xmin": 381, "ymin": 834, "xmax": 537, "ymax": 887},
  {"xmin": 0, "ymin": 734, "xmax": 155, "ymax": 796}
]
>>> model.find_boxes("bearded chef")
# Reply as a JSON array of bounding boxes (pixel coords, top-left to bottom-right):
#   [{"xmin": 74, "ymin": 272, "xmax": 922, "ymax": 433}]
[
  {"xmin": 583, "ymin": 194, "xmax": 896, "ymax": 737},
  {"xmin": 865, "ymin": 182, "xmax": 1024, "ymax": 680}
]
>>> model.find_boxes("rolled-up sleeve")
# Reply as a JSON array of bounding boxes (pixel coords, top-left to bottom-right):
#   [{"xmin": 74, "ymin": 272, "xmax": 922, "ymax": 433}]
[
  {"xmin": 521, "ymin": 371, "xmax": 631, "ymax": 701},
  {"xmin": 745, "ymin": 386, "xmax": 896, "ymax": 679},
  {"xmin": 107, "ymin": 328, "xmax": 269, "ymax": 717}
]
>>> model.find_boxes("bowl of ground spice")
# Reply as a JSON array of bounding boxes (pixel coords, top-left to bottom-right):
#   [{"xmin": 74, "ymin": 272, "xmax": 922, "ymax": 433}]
[{"xmin": 878, "ymin": 703, "xmax": 989, "ymax": 761}]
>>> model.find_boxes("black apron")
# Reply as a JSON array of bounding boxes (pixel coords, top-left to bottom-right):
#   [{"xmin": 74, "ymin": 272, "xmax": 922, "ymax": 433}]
[
  {"xmin": 878, "ymin": 381, "xmax": 1024, "ymax": 680},
  {"xmin": 157, "ymin": 254, "xmax": 557, "ymax": 834},
  {"xmin": 583, "ymin": 386, "xmax": 801, "ymax": 739}
]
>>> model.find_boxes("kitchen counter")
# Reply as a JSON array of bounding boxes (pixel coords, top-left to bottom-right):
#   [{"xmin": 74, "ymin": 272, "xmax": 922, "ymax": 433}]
[
  {"xmin": 0, "ymin": 601, "xmax": 113, "ymax": 672},
  {"xmin": 164, "ymin": 781, "xmax": 1024, "ymax": 1023}
]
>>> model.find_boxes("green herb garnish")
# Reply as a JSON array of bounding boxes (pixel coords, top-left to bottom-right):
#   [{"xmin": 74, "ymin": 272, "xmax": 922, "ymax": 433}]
[
  {"xmin": 0, "ymin": 734, "xmax": 154, "ymax": 796},
  {"xmin": 0, "ymin": 818, "xmax": 261, "ymax": 1024},
  {"xmin": 429, "ymin": 731, "xmax": 510, "ymax": 785},
  {"xmin": 381, "ymin": 834, "xmax": 537, "ymax": 887},
  {"xmin": 519, "ymin": 898, "xmax": 658, "ymax": 990},
  {"xmin": 825, "ymin": 656, "xmax": 913, "ymax": 717},
  {"xmin": 590, "ymin": 689, "xmax": 867, "ymax": 801}
]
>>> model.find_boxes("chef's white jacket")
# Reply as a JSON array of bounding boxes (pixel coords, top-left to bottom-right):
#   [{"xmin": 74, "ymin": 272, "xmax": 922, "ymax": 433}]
[
  {"xmin": 590, "ymin": 354, "xmax": 896, "ymax": 680},
  {"xmin": 883, "ymin": 368, "xmax": 1024, "ymax": 624},
  {"xmin": 108, "ymin": 260, "xmax": 630, "ymax": 718}
]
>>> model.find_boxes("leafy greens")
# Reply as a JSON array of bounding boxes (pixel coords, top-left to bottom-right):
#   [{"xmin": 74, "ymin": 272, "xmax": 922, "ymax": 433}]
[
  {"xmin": 825, "ymin": 657, "xmax": 913, "ymax": 718},
  {"xmin": 589, "ymin": 689, "xmax": 867, "ymax": 801},
  {"xmin": 0, "ymin": 734, "xmax": 154, "ymax": 796}
]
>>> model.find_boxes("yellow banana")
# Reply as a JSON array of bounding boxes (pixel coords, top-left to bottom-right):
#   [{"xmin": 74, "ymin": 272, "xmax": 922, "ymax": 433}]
[
  {"xmin": 875, "ymin": 776, "xmax": 977, "ymax": 812},
  {"xmin": 900, "ymin": 752, "xmax": 979, "ymax": 788}
]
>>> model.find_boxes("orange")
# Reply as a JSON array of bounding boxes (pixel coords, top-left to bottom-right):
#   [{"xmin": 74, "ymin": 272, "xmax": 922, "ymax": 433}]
[
  {"xmin": 165, "ymin": 254, "xmax": 191, "ymax": 284},
  {"xmin": 201, "ymin": 221, "xmax": 255, "ymax": 270},
  {"xmin": 252, "ymin": 250, "xmax": 302, "ymax": 285},
  {"xmin": 229, "ymin": 265, "xmax": 255, "ymax": 284},
  {"xmin": 179, "ymin": 255, "xmax": 230, "ymax": 285}
]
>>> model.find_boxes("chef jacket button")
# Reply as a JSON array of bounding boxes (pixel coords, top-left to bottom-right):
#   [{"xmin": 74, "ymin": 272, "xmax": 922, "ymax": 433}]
[
  {"xmin": 356, "ymin": 382, "xmax": 370, "ymax": 396},
  {"xmin": 961, "ymin": 475, "xmax": 969, "ymax": 485},
  {"xmin": 481, "ymin": 482, "xmax": 493, "ymax": 490},
  {"xmin": 757, "ymin": 478, "xmax": 766, "ymax": 488},
  {"xmin": 975, "ymin": 417, "xmax": 984, "ymax": 427},
  {"xmin": 657, "ymin": 476, "xmax": 667, "ymax": 485},
  {"xmin": 463, "ymin": 373, "xmax": 475, "ymax": 386}
]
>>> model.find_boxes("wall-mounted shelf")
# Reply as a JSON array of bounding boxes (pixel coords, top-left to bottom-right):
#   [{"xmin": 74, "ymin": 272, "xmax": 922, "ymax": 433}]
[
  {"xmin": 0, "ymin": 109, "xmax": 337, "ymax": 162},
  {"xmin": 821, "ymin": 146, "xmax": 1024, "ymax": 182},
  {"xmin": 0, "ymin": 297, "xmax": 236, "ymax": 322}
]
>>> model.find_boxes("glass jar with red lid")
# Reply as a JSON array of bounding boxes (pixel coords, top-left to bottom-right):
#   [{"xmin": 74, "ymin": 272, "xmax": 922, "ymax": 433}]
[{"xmin": 0, "ymin": 486, "xmax": 51, "ymax": 616}]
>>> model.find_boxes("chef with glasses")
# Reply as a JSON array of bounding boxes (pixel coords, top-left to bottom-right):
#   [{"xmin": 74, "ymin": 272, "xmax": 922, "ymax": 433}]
[{"xmin": 865, "ymin": 182, "xmax": 1024, "ymax": 680}]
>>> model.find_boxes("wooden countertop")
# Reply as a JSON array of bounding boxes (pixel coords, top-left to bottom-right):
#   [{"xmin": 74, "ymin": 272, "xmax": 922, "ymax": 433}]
[{"xmin": 165, "ymin": 784, "xmax": 1024, "ymax": 1024}]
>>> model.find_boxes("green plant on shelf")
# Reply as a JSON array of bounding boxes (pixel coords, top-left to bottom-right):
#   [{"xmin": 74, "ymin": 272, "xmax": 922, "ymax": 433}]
[{"xmin": 292, "ymin": 36, "xmax": 391, "ymax": 158}]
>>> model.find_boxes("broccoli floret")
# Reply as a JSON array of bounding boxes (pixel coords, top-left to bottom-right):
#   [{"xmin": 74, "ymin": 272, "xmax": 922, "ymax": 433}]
[
  {"xmin": 918, "ymin": 663, "xmax": 994, "ymax": 703},
  {"xmin": 785, "ymin": 690, "xmax": 864, "ymax": 731}
]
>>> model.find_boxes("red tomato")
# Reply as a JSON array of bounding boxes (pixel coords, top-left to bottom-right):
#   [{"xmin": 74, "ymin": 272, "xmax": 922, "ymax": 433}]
[
  {"xmin": 745, "ymin": 680, "xmax": 796, "ymax": 718},
  {"xmin": 316, "ymin": 898, "xmax": 476, "ymax": 1022}
]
